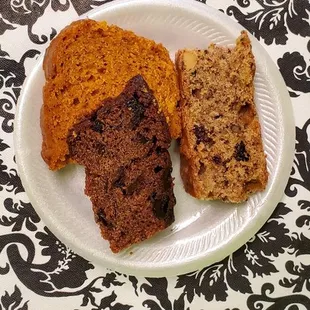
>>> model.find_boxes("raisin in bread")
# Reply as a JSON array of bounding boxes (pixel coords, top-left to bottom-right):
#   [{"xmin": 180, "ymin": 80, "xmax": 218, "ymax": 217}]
[
  {"xmin": 67, "ymin": 75, "xmax": 175, "ymax": 253},
  {"xmin": 42, "ymin": 19, "xmax": 180, "ymax": 171},
  {"xmin": 176, "ymin": 31, "xmax": 268, "ymax": 203}
]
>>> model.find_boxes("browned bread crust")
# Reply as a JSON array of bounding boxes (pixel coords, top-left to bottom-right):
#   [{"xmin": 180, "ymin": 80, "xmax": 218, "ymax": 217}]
[
  {"xmin": 41, "ymin": 19, "xmax": 180, "ymax": 170},
  {"xmin": 67, "ymin": 75, "xmax": 175, "ymax": 253},
  {"xmin": 176, "ymin": 31, "xmax": 268, "ymax": 203}
]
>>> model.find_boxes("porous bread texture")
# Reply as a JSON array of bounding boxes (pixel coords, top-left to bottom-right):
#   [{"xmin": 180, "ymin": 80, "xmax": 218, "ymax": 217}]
[
  {"xmin": 67, "ymin": 75, "xmax": 175, "ymax": 253},
  {"xmin": 41, "ymin": 19, "xmax": 180, "ymax": 170},
  {"xmin": 176, "ymin": 31, "xmax": 268, "ymax": 203}
]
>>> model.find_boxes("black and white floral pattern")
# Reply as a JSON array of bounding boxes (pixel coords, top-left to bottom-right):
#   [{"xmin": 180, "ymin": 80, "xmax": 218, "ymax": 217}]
[
  {"xmin": 1, "ymin": 0, "xmax": 310, "ymax": 308},
  {"xmin": 278, "ymin": 49, "xmax": 310, "ymax": 97},
  {"xmin": 227, "ymin": 0, "xmax": 310, "ymax": 45},
  {"xmin": 0, "ymin": 286, "xmax": 28, "ymax": 310}
]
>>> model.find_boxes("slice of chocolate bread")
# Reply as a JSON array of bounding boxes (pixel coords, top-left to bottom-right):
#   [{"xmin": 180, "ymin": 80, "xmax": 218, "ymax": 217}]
[{"xmin": 67, "ymin": 75, "xmax": 175, "ymax": 253}]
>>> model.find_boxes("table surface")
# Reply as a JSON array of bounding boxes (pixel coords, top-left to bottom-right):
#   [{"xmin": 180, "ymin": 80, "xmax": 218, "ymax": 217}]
[{"xmin": 1, "ymin": 0, "xmax": 310, "ymax": 309}]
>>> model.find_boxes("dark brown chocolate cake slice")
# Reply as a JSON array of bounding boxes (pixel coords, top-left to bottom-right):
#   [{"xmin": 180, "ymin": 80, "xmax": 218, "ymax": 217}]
[{"xmin": 67, "ymin": 75, "xmax": 175, "ymax": 253}]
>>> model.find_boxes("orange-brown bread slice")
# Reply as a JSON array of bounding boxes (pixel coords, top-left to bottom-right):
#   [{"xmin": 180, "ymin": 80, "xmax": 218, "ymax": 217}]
[
  {"xmin": 41, "ymin": 19, "xmax": 180, "ymax": 170},
  {"xmin": 176, "ymin": 31, "xmax": 268, "ymax": 203}
]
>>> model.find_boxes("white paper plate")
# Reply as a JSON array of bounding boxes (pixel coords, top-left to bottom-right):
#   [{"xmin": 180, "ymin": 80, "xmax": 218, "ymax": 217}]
[{"xmin": 14, "ymin": 0, "xmax": 295, "ymax": 277}]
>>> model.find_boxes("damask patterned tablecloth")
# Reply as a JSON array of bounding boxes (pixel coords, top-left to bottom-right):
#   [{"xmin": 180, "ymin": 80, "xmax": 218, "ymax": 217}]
[{"xmin": 0, "ymin": 0, "xmax": 310, "ymax": 309}]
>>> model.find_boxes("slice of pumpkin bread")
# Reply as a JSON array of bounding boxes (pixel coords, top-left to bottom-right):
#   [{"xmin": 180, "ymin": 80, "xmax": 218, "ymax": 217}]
[{"xmin": 42, "ymin": 19, "xmax": 180, "ymax": 170}]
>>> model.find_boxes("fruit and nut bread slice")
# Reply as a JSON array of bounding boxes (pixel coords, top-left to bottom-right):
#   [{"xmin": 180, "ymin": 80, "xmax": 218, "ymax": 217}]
[{"xmin": 176, "ymin": 31, "xmax": 268, "ymax": 203}]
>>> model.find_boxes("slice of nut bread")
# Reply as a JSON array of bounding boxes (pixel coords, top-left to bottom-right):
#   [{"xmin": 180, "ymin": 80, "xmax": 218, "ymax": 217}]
[{"xmin": 176, "ymin": 31, "xmax": 268, "ymax": 203}]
